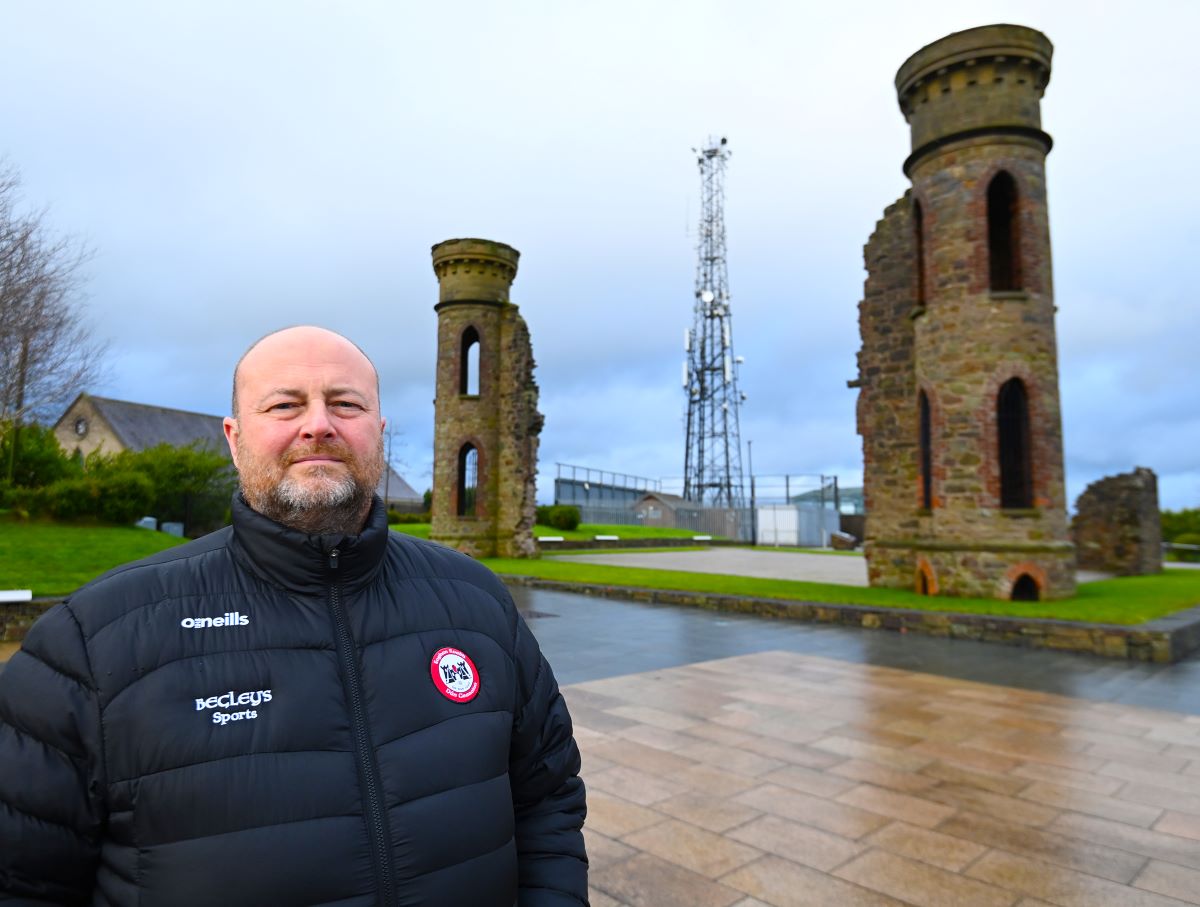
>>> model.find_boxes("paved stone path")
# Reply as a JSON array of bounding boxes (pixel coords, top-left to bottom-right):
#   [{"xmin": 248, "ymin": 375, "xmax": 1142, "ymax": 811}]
[
  {"xmin": 6, "ymin": 581, "xmax": 1199, "ymax": 905},
  {"xmin": 555, "ymin": 548, "xmax": 1114, "ymax": 586},
  {"xmin": 571, "ymin": 650, "xmax": 1200, "ymax": 907}
]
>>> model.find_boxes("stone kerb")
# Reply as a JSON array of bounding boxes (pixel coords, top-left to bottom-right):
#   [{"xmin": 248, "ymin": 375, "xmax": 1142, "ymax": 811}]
[{"xmin": 499, "ymin": 575, "xmax": 1200, "ymax": 664}]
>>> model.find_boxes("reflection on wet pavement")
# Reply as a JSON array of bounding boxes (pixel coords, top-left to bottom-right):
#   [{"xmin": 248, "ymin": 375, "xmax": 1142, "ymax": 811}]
[
  {"xmin": 512, "ymin": 586, "xmax": 1200, "ymax": 718},
  {"xmin": 572, "ymin": 650, "xmax": 1200, "ymax": 906}
]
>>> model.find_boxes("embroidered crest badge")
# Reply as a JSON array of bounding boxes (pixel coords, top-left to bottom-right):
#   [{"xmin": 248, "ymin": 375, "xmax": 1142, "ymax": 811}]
[{"xmin": 430, "ymin": 647, "xmax": 480, "ymax": 703}]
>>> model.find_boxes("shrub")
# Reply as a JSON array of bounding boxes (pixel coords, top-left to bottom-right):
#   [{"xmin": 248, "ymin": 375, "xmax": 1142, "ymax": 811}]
[
  {"xmin": 0, "ymin": 482, "xmax": 36, "ymax": 517},
  {"xmin": 387, "ymin": 510, "xmax": 430, "ymax": 525},
  {"xmin": 536, "ymin": 504, "xmax": 580, "ymax": 531},
  {"xmin": 94, "ymin": 472, "xmax": 155, "ymax": 525},
  {"xmin": 0, "ymin": 421, "xmax": 81, "ymax": 488},
  {"xmin": 1163, "ymin": 508, "xmax": 1200, "ymax": 543},
  {"xmin": 37, "ymin": 477, "xmax": 98, "ymax": 521},
  {"xmin": 1172, "ymin": 532, "xmax": 1200, "ymax": 563},
  {"xmin": 34, "ymin": 471, "xmax": 154, "ymax": 525},
  {"xmin": 87, "ymin": 442, "xmax": 235, "ymax": 536}
]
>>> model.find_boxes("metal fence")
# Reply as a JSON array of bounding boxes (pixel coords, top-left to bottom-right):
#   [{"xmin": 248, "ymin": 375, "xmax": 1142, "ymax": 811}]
[
  {"xmin": 574, "ymin": 504, "xmax": 754, "ymax": 541},
  {"xmin": 554, "ymin": 463, "xmax": 661, "ymax": 510},
  {"xmin": 554, "ymin": 466, "xmax": 847, "ymax": 546}
]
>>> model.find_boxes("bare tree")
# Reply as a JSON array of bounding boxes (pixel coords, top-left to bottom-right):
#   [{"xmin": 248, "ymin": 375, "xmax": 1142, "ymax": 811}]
[{"xmin": 0, "ymin": 163, "xmax": 107, "ymax": 482}]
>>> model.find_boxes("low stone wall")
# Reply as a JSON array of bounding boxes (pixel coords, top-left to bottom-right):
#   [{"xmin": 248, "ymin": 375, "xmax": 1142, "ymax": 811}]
[
  {"xmin": 0, "ymin": 598, "xmax": 62, "ymax": 644},
  {"xmin": 1073, "ymin": 467, "xmax": 1162, "ymax": 575},
  {"xmin": 500, "ymin": 576, "xmax": 1200, "ymax": 664}
]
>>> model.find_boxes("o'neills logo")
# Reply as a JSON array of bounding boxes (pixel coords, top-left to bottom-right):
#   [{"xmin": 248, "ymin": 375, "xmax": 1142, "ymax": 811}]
[
  {"xmin": 195, "ymin": 688, "xmax": 272, "ymax": 725},
  {"xmin": 430, "ymin": 647, "xmax": 480, "ymax": 703},
  {"xmin": 180, "ymin": 612, "xmax": 249, "ymax": 629}
]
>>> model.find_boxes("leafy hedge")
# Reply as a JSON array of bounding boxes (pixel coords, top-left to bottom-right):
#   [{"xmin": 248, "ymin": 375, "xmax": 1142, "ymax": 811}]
[
  {"xmin": 1163, "ymin": 508, "xmax": 1200, "ymax": 543},
  {"xmin": 13, "ymin": 472, "xmax": 156, "ymax": 525},
  {"xmin": 535, "ymin": 504, "xmax": 581, "ymax": 531},
  {"xmin": 386, "ymin": 510, "xmax": 431, "ymax": 525},
  {"xmin": 1172, "ymin": 532, "xmax": 1200, "ymax": 563},
  {"xmin": 0, "ymin": 431, "xmax": 235, "ymax": 534}
]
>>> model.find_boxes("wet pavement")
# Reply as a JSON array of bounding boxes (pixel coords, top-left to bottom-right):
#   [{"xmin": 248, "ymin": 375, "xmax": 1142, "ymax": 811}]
[
  {"xmin": 514, "ymin": 587, "xmax": 1200, "ymax": 906},
  {"xmin": 515, "ymin": 586, "xmax": 1200, "ymax": 716},
  {"xmin": 569, "ymin": 649, "xmax": 1200, "ymax": 907}
]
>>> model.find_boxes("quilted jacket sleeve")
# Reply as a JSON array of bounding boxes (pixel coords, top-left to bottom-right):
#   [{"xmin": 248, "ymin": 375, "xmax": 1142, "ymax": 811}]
[
  {"xmin": 0, "ymin": 604, "xmax": 105, "ymax": 905},
  {"xmin": 508, "ymin": 612, "xmax": 588, "ymax": 906}
]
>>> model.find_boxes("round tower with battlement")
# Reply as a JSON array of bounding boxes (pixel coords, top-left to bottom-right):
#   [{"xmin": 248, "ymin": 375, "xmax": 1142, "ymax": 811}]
[
  {"xmin": 430, "ymin": 238, "xmax": 542, "ymax": 558},
  {"xmin": 855, "ymin": 24, "xmax": 1074, "ymax": 600}
]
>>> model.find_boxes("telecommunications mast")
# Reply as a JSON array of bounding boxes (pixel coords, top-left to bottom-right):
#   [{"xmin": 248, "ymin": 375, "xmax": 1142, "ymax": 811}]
[{"xmin": 683, "ymin": 136, "xmax": 745, "ymax": 507}]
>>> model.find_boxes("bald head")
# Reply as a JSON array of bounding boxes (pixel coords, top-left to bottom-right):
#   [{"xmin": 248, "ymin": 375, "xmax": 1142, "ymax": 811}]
[
  {"xmin": 231, "ymin": 326, "xmax": 380, "ymax": 419},
  {"xmin": 223, "ymin": 325, "xmax": 386, "ymax": 534}
]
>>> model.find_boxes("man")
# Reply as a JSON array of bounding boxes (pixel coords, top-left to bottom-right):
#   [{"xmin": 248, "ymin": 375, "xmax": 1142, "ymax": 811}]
[{"xmin": 0, "ymin": 326, "xmax": 588, "ymax": 906}]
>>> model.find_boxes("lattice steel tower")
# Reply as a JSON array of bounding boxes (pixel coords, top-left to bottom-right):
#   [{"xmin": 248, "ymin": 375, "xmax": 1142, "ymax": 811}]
[{"xmin": 683, "ymin": 136, "xmax": 745, "ymax": 507}]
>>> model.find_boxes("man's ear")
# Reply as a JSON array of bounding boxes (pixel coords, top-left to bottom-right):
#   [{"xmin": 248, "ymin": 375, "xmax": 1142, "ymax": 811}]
[
  {"xmin": 222, "ymin": 417, "xmax": 240, "ymax": 468},
  {"xmin": 380, "ymin": 415, "xmax": 387, "ymax": 433}
]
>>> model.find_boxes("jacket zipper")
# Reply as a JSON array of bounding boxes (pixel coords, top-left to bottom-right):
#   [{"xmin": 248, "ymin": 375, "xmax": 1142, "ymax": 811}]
[{"xmin": 328, "ymin": 547, "xmax": 396, "ymax": 907}]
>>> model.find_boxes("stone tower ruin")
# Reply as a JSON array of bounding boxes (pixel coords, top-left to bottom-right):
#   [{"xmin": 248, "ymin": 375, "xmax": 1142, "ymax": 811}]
[
  {"xmin": 430, "ymin": 238, "xmax": 542, "ymax": 558},
  {"xmin": 854, "ymin": 25, "xmax": 1075, "ymax": 600}
]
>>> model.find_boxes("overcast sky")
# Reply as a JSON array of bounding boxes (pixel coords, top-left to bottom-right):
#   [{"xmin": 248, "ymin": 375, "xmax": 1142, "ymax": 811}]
[{"xmin": 2, "ymin": 1, "xmax": 1196, "ymax": 510}]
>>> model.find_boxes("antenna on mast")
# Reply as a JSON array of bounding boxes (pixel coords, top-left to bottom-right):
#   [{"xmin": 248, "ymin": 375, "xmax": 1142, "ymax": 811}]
[{"xmin": 682, "ymin": 136, "xmax": 745, "ymax": 508}]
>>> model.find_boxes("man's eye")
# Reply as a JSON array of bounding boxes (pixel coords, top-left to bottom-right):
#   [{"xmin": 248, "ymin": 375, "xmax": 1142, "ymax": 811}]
[
  {"xmin": 269, "ymin": 402, "xmax": 298, "ymax": 411},
  {"xmin": 332, "ymin": 401, "xmax": 362, "ymax": 409}
]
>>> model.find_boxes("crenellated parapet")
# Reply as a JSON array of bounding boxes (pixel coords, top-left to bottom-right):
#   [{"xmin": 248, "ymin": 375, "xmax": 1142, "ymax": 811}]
[
  {"xmin": 896, "ymin": 25, "xmax": 1053, "ymax": 175},
  {"xmin": 431, "ymin": 238, "xmax": 520, "ymax": 306}
]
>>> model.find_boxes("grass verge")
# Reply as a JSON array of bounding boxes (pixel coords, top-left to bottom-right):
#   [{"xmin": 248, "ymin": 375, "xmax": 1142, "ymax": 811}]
[
  {"xmin": 0, "ymin": 519, "xmax": 187, "ymax": 597},
  {"xmin": 390, "ymin": 523, "xmax": 725, "ymax": 542},
  {"xmin": 480, "ymin": 557, "xmax": 1200, "ymax": 625},
  {"xmin": 7, "ymin": 519, "xmax": 1196, "ymax": 626}
]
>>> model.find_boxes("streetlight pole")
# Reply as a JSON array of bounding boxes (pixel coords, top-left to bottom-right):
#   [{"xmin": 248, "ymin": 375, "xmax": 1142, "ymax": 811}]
[{"xmin": 747, "ymin": 440, "xmax": 756, "ymax": 546}]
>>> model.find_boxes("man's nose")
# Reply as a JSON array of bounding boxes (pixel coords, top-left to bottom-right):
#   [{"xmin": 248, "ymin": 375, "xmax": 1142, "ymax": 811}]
[{"xmin": 299, "ymin": 403, "xmax": 337, "ymax": 439}]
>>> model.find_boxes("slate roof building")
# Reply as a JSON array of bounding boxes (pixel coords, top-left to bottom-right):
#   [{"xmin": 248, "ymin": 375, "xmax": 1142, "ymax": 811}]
[
  {"xmin": 53, "ymin": 394, "xmax": 228, "ymax": 461},
  {"xmin": 52, "ymin": 393, "xmax": 421, "ymax": 507}
]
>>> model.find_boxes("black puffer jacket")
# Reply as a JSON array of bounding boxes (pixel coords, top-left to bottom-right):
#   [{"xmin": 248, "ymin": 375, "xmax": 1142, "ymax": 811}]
[{"xmin": 0, "ymin": 495, "xmax": 587, "ymax": 906}]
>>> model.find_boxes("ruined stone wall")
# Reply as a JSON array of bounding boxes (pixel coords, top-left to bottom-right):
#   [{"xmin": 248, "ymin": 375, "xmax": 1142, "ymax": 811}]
[
  {"xmin": 1073, "ymin": 468, "xmax": 1162, "ymax": 575},
  {"xmin": 856, "ymin": 194, "xmax": 919, "ymax": 589},
  {"xmin": 429, "ymin": 238, "xmax": 541, "ymax": 558},
  {"xmin": 857, "ymin": 24, "xmax": 1075, "ymax": 600},
  {"xmin": 496, "ymin": 311, "xmax": 542, "ymax": 557}
]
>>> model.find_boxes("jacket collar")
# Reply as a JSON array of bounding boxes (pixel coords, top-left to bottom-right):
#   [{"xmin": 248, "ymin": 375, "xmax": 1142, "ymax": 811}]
[{"xmin": 229, "ymin": 492, "xmax": 390, "ymax": 596}]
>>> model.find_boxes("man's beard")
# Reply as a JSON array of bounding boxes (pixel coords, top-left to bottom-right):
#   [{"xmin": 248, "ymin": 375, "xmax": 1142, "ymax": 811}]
[{"xmin": 237, "ymin": 437, "xmax": 385, "ymax": 535}]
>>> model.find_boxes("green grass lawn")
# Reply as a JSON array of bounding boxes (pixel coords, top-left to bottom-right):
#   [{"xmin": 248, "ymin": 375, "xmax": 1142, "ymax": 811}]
[
  {"xmin": 0, "ymin": 519, "xmax": 187, "ymax": 597},
  {"xmin": 479, "ymin": 557, "xmax": 1200, "ymax": 625},
  {"xmin": 5, "ymin": 518, "xmax": 1198, "ymax": 626},
  {"xmin": 390, "ymin": 523, "xmax": 431, "ymax": 539},
  {"xmin": 390, "ymin": 522, "xmax": 725, "ymax": 541}
]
